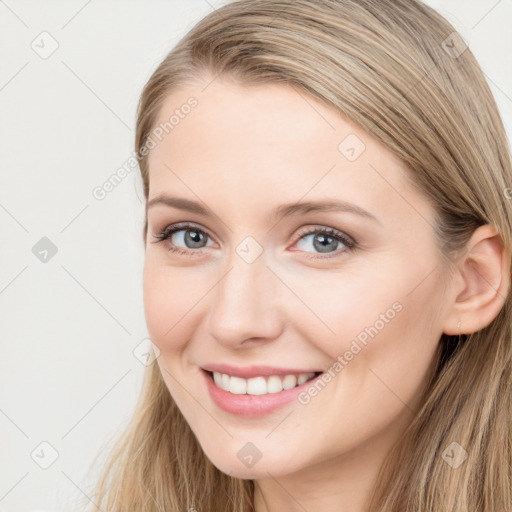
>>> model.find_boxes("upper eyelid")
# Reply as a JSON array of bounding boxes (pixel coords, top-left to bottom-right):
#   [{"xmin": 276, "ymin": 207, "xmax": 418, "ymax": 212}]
[
  {"xmin": 151, "ymin": 222, "xmax": 213, "ymax": 244},
  {"xmin": 156, "ymin": 222, "xmax": 345, "ymax": 238}
]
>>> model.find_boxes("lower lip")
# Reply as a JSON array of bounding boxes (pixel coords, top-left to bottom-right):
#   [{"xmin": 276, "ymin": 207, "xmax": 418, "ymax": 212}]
[{"xmin": 201, "ymin": 369, "xmax": 322, "ymax": 417}]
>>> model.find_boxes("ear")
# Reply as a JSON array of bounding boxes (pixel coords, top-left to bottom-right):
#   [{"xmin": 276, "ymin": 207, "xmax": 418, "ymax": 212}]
[{"xmin": 443, "ymin": 224, "xmax": 510, "ymax": 335}]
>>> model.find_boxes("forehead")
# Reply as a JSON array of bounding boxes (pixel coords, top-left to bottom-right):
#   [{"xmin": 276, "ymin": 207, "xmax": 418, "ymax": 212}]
[{"xmin": 146, "ymin": 79, "xmax": 433, "ymax": 228}]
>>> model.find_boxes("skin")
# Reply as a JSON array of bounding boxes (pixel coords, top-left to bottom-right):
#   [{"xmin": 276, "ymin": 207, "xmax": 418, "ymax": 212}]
[{"xmin": 142, "ymin": 76, "xmax": 508, "ymax": 512}]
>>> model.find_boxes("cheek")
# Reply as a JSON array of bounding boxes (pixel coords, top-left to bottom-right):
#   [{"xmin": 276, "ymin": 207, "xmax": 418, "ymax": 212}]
[
  {"xmin": 333, "ymin": 276, "xmax": 443, "ymax": 415},
  {"xmin": 288, "ymin": 277, "xmax": 443, "ymax": 459},
  {"xmin": 142, "ymin": 260, "xmax": 208, "ymax": 408},
  {"xmin": 285, "ymin": 252, "xmax": 442, "ymax": 349},
  {"xmin": 280, "ymin": 266, "xmax": 407, "ymax": 356},
  {"xmin": 142, "ymin": 259, "xmax": 205, "ymax": 351},
  {"xmin": 287, "ymin": 261, "xmax": 443, "ymax": 398}
]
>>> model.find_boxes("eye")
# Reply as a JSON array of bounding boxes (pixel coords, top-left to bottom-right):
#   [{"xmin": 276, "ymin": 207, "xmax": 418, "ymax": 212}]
[
  {"xmin": 292, "ymin": 226, "xmax": 356, "ymax": 259},
  {"xmin": 151, "ymin": 222, "xmax": 356, "ymax": 259},
  {"xmin": 151, "ymin": 222, "xmax": 214, "ymax": 255}
]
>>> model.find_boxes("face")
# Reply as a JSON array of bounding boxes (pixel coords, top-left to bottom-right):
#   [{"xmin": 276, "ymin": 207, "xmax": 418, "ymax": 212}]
[{"xmin": 142, "ymin": 76, "xmax": 452, "ymax": 483}]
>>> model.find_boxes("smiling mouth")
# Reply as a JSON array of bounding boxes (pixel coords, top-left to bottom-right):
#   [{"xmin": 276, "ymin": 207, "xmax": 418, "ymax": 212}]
[{"xmin": 205, "ymin": 370, "xmax": 322, "ymax": 395}]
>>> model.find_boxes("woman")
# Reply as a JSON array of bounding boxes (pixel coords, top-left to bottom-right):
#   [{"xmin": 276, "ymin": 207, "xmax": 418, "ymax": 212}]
[{"xmin": 90, "ymin": 0, "xmax": 512, "ymax": 510}]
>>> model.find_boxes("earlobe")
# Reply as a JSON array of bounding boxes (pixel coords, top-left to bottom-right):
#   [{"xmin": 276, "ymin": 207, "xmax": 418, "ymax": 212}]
[{"xmin": 442, "ymin": 224, "xmax": 510, "ymax": 335}]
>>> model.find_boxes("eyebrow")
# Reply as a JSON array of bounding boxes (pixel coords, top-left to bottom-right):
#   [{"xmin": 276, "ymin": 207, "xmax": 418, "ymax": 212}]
[{"xmin": 146, "ymin": 195, "xmax": 380, "ymax": 224}]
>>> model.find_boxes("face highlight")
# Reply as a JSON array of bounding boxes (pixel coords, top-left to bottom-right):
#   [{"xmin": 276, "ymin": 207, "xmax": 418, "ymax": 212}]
[{"xmin": 142, "ymin": 77, "xmax": 452, "ymax": 504}]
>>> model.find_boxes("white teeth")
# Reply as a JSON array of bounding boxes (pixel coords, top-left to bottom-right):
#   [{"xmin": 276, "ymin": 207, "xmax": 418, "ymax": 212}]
[
  {"xmin": 297, "ymin": 374, "xmax": 310, "ymax": 386},
  {"xmin": 282, "ymin": 374, "xmax": 297, "ymax": 390},
  {"xmin": 211, "ymin": 371, "xmax": 318, "ymax": 395},
  {"xmin": 266, "ymin": 375, "xmax": 283, "ymax": 393},
  {"xmin": 247, "ymin": 376, "xmax": 267, "ymax": 395},
  {"xmin": 229, "ymin": 376, "xmax": 247, "ymax": 395}
]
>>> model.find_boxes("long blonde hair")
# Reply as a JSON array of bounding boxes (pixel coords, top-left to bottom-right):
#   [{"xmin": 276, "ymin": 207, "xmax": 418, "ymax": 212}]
[{"xmin": 89, "ymin": 1, "xmax": 512, "ymax": 510}]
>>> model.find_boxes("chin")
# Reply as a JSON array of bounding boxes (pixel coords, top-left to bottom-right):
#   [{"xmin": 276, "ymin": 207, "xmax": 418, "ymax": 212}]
[
  {"xmin": 199, "ymin": 441, "xmax": 299, "ymax": 480},
  {"xmin": 209, "ymin": 459, "xmax": 280, "ymax": 480}
]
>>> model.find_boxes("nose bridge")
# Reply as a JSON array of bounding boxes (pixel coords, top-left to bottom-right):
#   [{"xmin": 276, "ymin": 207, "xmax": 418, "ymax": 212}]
[{"xmin": 207, "ymin": 244, "xmax": 283, "ymax": 345}]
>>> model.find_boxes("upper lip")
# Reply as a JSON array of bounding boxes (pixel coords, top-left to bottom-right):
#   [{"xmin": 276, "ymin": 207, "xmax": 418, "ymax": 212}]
[{"xmin": 202, "ymin": 363, "xmax": 323, "ymax": 379}]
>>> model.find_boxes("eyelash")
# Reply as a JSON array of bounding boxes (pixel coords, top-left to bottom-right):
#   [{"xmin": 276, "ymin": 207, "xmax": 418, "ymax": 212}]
[{"xmin": 151, "ymin": 222, "xmax": 357, "ymax": 260}]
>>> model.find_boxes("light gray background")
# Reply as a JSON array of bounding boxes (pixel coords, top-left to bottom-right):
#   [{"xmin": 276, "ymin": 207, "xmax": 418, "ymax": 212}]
[{"xmin": 0, "ymin": 1, "xmax": 511, "ymax": 511}]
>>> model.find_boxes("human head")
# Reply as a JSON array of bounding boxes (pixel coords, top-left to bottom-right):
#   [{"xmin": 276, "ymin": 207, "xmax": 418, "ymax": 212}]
[{"xmin": 93, "ymin": 2, "xmax": 512, "ymax": 511}]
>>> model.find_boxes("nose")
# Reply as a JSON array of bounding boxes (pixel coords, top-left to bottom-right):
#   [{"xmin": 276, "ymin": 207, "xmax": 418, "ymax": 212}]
[{"xmin": 206, "ymin": 251, "xmax": 284, "ymax": 348}]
